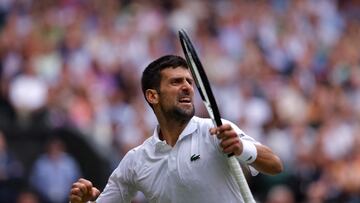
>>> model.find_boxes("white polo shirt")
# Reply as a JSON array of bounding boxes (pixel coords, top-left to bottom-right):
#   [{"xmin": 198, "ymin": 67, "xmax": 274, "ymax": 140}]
[{"xmin": 96, "ymin": 116, "xmax": 259, "ymax": 203}]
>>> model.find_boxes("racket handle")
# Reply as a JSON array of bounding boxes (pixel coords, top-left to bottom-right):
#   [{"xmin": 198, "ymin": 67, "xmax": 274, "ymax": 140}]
[{"xmin": 228, "ymin": 156, "xmax": 256, "ymax": 203}]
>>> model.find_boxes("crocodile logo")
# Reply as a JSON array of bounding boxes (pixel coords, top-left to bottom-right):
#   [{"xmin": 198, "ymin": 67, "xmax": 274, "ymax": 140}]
[{"xmin": 190, "ymin": 154, "xmax": 200, "ymax": 162}]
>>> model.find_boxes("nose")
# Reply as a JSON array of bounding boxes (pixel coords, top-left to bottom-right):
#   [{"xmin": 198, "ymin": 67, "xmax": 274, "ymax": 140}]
[
  {"xmin": 181, "ymin": 81, "xmax": 193, "ymax": 95},
  {"xmin": 183, "ymin": 80, "xmax": 193, "ymax": 90}
]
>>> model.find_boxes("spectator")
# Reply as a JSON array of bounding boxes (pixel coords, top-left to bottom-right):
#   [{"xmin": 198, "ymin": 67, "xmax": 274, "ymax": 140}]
[
  {"xmin": 29, "ymin": 137, "xmax": 81, "ymax": 203},
  {"xmin": 16, "ymin": 189, "xmax": 40, "ymax": 203},
  {"xmin": 0, "ymin": 0, "xmax": 359, "ymax": 202}
]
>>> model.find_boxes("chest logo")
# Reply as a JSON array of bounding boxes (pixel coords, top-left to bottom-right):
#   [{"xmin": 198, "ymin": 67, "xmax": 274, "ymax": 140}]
[{"xmin": 190, "ymin": 154, "xmax": 200, "ymax": 162}]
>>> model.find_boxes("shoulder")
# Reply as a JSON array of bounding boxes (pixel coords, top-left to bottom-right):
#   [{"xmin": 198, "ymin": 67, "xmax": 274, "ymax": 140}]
[
  {"xmin": 111, "ymin": 144, "xmax": 144, "ymax": 179},
  {"xmin": 220, "ymin": 118, "xmax": 259, "ymax": 143},
  {"xmin": 118, "ymin": 137, "xmax": 153, "ymax": 167},
  {"xmin": 221, "ymin": 118, "xmax": 245, "ymax": 134},
  {"xmin": 33, "ymin": 155, "xmax": 50, "ymax": 166},
  {"xmin": 123, "ymin": 139, "xmax": 149, "ymax": 160},
  {"xmin": 191, "ymin": 116, "xmax": 213, "ymax": 129},
  {"xmin": 192, "ymin": 116, "xmax": 245, "ymax": 133}
]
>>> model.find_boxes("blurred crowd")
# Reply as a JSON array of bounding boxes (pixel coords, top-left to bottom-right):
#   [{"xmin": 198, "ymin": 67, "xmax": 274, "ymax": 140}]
[{"xmin": 1, "ymin": 0, "xmax": 360, "ymax": 202}]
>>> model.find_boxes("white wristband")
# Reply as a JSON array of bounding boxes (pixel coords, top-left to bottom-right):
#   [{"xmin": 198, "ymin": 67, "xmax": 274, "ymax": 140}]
[{"xmin": 237, "ymin": 139, "xmax": 257, "ymax": 164}]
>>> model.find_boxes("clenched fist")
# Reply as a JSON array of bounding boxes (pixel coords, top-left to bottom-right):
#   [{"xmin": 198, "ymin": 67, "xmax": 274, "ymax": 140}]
[
  {"xmin": 209, "ymin": 124, "xmax": 243, "ymax": 156},
  {"xmin": 69, "ymin": 178, "xmax": 100, "ymax": 203}
]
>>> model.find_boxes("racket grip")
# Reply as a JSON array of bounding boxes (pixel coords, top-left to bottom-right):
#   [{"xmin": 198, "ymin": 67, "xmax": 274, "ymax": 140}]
[{"xmin": 228, "ymin": 156, "xmax": 256, "ymax": 203}]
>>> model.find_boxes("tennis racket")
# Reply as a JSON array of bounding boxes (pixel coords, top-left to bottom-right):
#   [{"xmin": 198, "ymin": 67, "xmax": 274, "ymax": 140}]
[{"xmin": 178, "ymin": 29, "xmax": 255, "ymax": 203}]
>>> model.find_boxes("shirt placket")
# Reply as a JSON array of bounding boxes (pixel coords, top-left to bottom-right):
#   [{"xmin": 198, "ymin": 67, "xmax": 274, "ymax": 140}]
[{"xmin": 167, "ymin": 144, "xmax": 183, "ymax": 186}]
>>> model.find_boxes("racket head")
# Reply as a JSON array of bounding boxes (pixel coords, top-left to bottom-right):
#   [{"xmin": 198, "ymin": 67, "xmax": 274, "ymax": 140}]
[{"xmin": 178, "ymin": 29, "xmax": 222, "ymax": 127}]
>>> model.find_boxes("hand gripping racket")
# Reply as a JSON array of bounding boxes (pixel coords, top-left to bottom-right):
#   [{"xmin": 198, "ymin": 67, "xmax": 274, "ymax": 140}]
[{"xmin": 178, "ymin": 29, "xmax": 256, "ymax": 203}]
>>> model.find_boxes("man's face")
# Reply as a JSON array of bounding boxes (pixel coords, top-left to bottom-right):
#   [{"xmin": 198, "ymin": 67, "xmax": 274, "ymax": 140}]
[{"xmin": 157, "ymin": 67, "xmax": 195, "ymax": 121}]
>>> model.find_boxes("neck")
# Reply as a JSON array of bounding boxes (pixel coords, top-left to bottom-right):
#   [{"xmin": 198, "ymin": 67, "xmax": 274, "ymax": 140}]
[{"xmin": 157, "ymin": 116, "xmax": 190, "ymax": 147}]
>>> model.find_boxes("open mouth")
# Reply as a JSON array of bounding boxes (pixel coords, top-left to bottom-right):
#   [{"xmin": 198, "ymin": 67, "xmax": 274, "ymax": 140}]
[{"xmin": 179, "ymin": 97, "xmax": 192, "ymax": 104}]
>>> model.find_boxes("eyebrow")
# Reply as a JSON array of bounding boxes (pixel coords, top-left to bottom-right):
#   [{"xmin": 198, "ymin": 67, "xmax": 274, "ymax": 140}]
[{"xmin": 169, "ymin": 76, "xmax": 194, "ymax": 83}]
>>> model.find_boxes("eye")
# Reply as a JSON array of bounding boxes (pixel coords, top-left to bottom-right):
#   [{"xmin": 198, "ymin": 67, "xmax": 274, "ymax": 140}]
[
  {"xmin": 187, "ymin": 79, "xmax": 194, "ymax": 86},
  {"xmin": 171, "ymin": 78, "xmax": 182, "ymax": 85}
]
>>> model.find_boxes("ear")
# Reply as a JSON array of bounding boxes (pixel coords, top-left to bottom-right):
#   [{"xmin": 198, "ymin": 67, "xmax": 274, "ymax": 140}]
[{"xmin": 145, "ymin": 89, "xmax": 159, "ymax": 105}]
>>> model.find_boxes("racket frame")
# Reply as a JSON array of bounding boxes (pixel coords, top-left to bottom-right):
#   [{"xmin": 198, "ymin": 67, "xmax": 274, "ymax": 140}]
[{"xmin": 178, "ymin": 29, "xmax": 256, "ymax": 203}]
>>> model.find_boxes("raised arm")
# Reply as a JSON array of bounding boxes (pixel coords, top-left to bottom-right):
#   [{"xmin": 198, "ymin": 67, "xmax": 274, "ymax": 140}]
[{"xmin": 210, "ymin": 124, "xmax": 283, "ymax": 175}]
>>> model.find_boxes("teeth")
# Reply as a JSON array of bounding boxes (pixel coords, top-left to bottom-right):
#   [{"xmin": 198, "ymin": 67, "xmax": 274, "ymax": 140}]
[{"xmin": 180, "ymin": 98, "xmax": 191, "ymax": 102}]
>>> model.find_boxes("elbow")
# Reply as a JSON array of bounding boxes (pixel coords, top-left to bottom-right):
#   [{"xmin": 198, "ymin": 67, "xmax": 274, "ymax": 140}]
[
  {"xmin": 269, "ymin": 156, "xmax": 284, "ymax": 175},
  {"xmin": 252, "ymin": 145, "xmax": 284, "ymax": 175},
  {"xmin": 252, "ymin": 155, "xmax": 284, "ymax": 176}
]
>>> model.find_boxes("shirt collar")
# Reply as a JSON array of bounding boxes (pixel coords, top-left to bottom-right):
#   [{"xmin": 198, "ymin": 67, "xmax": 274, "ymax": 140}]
[
  {"xmin": 152, "ymin": 117, "xmax": 198, "ymax": 152},
  {"xmin": 152, "ymin": 126, "xmax": 171, "ymax": 152}
]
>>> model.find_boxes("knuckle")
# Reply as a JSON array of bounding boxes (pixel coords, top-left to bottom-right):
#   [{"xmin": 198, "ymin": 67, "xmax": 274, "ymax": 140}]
[
  {"xmin": 223, "ymin": 124, "xmax": 231, "ymax": 130},
  {"xmin": 234, "ymin": 138, "xmax": 240, "ymax": 144}
]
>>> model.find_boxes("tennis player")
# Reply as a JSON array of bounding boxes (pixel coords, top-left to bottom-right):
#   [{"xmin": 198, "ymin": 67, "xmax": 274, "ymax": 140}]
[{"xmin": 69, "ymin": 55, "xmax": 283, "ymax": 203}]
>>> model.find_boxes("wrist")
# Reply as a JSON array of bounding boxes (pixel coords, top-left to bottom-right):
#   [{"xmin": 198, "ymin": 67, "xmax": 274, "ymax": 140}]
[{"xmin": 236, "ymin": 139, "xmax": 257, "ymax": 164}]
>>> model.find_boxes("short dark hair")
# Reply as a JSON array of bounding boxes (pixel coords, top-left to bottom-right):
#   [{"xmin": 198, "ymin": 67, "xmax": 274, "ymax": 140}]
[{"xmin": 141, "ymin": 55, "xmax": 188, "ymax": 106}]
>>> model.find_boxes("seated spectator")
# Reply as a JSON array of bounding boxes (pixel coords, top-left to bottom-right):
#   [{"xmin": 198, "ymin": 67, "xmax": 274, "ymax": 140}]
[{"xmin": 29, "ymin": 137, "xmax": 81, "ymax": 203}]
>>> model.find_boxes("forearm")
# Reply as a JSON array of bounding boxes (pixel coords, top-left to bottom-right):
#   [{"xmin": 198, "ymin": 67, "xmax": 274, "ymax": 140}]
[{"xmin": 251, "ymin": 144, "xmax": 283, "ymax": 175}]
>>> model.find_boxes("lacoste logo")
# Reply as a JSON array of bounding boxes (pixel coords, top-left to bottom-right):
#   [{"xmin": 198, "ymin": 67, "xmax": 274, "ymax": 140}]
[{"xmin": 190, "ymin": 154, "xmax": 200, "ymax": 162}]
